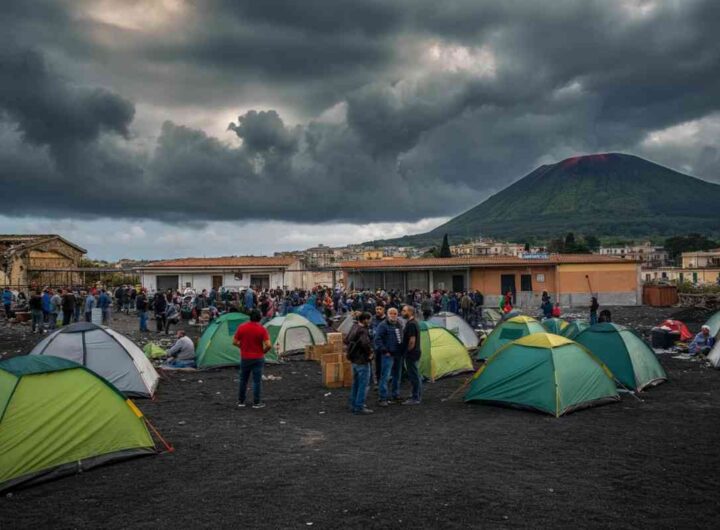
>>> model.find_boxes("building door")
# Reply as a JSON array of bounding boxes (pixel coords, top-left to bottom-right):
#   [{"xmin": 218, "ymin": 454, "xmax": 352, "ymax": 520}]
[
  {"xmin": 518, "ymin": 274, "xmax": 533, "ymax": 308},
  {"xmin": 250, "ymin": 274, "xmax": 270, "ymax": 290},
  {"xmin": 500, "ymin": 274, "xmax": 516, "ymax": 304},
  {"xmin": 452, "ymin": 274, "xmax": 465, "ymax": 292},
  {"xmin": 212, "ymin": 275, "xmax": 223, "ymax": 290},
  {"xmin": 156, "ymin": 275, "xmax": 179, "ymax": 292},
  {"xmin": 693, "ymin": 272, "xmax": 698, "ymax": 284}
]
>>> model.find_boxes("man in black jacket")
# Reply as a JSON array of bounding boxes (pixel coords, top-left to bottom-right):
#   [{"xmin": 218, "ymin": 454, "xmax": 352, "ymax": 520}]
[
  {"xmin": 346, "ymin": 312, "xmax": 374, "ymax": 415},
  {"xmin": 401, "ymin": 305, "xmax": 422, "ymax": 405}
]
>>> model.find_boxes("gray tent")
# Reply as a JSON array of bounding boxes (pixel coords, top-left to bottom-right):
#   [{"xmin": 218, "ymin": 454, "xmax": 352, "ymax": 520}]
[
  {"xmin": 708, "ymin": 337, "xmax": 720, "ymax": 369},
  {"xmin": 29, "ymin": 322, "xmax": 159, "ymax": 398},
  {"xmin": 429, "ymin": 312, "xmax": 479, "ymax": 350}
]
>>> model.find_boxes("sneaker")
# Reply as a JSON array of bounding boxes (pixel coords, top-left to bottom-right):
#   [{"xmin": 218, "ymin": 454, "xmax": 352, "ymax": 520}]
[
  {"xmin": 252, "ymin": 403, "xmax": 266, "ymax": 409},
  {"xmin": 353, "ymin": 408, "xmax": 374, "ymax": 415},
  {"xmin": 237, "ymin": 402, "xmax": 246, "ymax": 408},
  {"xmin": 378, "ymin": 400, "xmax": 389, "ymax": 407},
  {"xmin": 392, "ymin": 397, "xmax": 403, "ymax": 404},
  {"xmin": 402, "ymin": 399, "xmax": 421, "ymax": 406}
]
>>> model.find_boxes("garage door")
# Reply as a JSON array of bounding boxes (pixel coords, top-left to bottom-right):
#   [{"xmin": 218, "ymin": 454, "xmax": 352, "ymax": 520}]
[{"xmin": 156, "ymin": 275, "xmax": 179, "ymax": 291}]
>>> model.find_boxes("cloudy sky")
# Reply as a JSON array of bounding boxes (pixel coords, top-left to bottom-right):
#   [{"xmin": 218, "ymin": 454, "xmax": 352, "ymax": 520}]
[{"xmin": 2, "ymin": 0, "xmax": 719, "ymax": 260}]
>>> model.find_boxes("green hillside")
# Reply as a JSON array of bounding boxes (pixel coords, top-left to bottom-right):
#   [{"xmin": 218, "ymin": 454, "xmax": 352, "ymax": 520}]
[{"xmin": 374, "ymin": 153, "xmax": 720, "ymax": 246}]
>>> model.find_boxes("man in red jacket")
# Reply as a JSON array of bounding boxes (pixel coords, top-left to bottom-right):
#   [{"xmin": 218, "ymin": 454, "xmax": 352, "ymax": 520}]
[{"xmin": 233, "ymin": 309, "xmax": 272, "ymax": 409}]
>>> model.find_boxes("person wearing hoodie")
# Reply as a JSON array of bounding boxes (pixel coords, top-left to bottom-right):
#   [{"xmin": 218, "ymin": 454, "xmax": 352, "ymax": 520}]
[
  {"xmin": 154, "ymin": 291, "xmax": 168, "ymax": 333},
  {"xmin": 373, "ymin": 307, "xmax": 404, "ymax": 406}
]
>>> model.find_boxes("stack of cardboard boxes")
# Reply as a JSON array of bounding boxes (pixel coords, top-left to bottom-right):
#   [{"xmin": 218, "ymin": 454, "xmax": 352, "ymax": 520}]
[{"xmin": 305, "ymin": 332, "xmax": 353, "ymax": 388}]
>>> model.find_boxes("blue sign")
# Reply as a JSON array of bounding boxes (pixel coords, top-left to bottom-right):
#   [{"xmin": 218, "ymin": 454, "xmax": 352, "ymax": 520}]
[{"xmin": 521, "ymin": 252, "xmax": 549, "ymax": 260}]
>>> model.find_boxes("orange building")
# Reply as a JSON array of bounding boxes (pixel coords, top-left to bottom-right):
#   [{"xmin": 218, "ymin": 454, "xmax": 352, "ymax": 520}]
[{"xmin": 340, "ymin": 254, "xmax": 641, "ymax": 307}]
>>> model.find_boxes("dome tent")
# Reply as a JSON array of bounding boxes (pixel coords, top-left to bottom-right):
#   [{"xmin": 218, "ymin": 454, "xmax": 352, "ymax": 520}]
[
  {"xmin": 266, "ymin": 313, "xmax": 326, "ymax": 357},
  {"xmin": 575, "ymin": 323, "xmax": 667, "ymax": 391},
  {"xmin": 29, "ymin": 322, "xmax": 159, "ymax": 398},
  {"xmin": 541, "ymin": 317, "xmax": 569, "ymax": 335},
  {"xmin": 658, "ymin": 319, "xmax": 692, "ymax": 342},
  {"xmin": 560, "ymin": 320, "xmax": 590, "ymax": 340},
  {"xmin": 291, "ymin": 303, "xmax": 327, "ymax": 327},
  {"xmin": 475, "ymin": 316, "xmax": 546, "ymax": 360},
  {"xmin": 418, "ymin": 322, "xmax": 474, "ymax": 381},
  {"xmin": 196, "ymin": 312, "xmax": 254, "ymax": 368},
  {"xmin": 465, "ymin": 333, "xmax": 619, "ymax": 417},
  {"xmin": 429, "ymin": 312, "xmax": 479, "ymax": 350},
  {"xmin": 704, "ymin": 310, "xmax": 720, "ymax": 337},
  {"xmin": 707, "ymin": 340, "xmax": 720, "ymax": 369},
  {"xmin": 0, "ymin": 356, "xmax": 155, "ymax": 492}
]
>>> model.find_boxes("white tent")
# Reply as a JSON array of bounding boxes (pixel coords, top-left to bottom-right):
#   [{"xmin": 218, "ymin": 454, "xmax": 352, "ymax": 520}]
[
  {"xmin": 29, "ymin": 322, "xmax": 159, "ymax": 398},
  {"xmin": 428, "ymin": 311, "xmax": 479, "ymax": 350},
  {"xmin": 708, "ymin": 338, "xmax": 720, "ymax": 369},
  {"xmin": 266, "ymin": 313, "xmax": 326, "ymax": 356}
]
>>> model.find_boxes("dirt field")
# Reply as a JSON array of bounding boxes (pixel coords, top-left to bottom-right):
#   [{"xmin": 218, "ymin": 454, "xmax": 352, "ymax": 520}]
[{"xmin": 1, "ymin": 307, "xmax": 719, "ymax": 529}]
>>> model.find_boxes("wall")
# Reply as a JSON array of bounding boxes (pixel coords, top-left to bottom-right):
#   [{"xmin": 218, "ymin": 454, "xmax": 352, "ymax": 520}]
[
  {"xmin": 556, "ymin": 263, "xmax": 640, "ymax": 306},
  {"xmin": 470, "ymin": 266, "xmax": 556, "ymax": 308},
  {"xmin": 141, "ymin": 270, "xmax": 288, "ymax": 292}
]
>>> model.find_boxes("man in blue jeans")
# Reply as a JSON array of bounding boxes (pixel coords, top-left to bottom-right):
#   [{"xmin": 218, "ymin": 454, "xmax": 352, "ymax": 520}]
[
  {"xmin": 233, "ymin": 309, "xmax": 271, "ymax": 409},
  {"xmin": 373, "ymin": 307, "xmax": 404, "ymax": 406},
  {"xmin": 346, "ymin": 312, "xmax": 374, "ymax": 415}
]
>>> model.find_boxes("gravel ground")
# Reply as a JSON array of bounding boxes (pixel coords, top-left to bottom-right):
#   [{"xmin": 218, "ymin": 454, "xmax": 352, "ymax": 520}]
[{"xmin": 1, "ymin": 306, "xmax": 719, "ymax": 529}]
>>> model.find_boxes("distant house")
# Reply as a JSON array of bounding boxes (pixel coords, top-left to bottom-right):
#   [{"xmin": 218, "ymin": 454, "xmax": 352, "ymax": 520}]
[
  {"xmin": 643, "ymin": 248, "xmax": 720, "ymax": 286},
  {"xmin": 340, "ymin": 254, "xmax": 641, "ymax": 307},
  {"xmin": 0, "ymin": 234, "xmax": 86, "ymax": 291},
  {"xmin": 599, "ymin": 242, "xmax": 668, "ymax": 267},
  {"xmin": 136, "ymin": 256, "xmax": 314, "ymax": 292}
]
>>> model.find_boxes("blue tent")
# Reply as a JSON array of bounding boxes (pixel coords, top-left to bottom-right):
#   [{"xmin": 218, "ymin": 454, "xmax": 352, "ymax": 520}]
[{"xmin": 292, "ymin": 303, "xmax": 327, "ymax": 327}]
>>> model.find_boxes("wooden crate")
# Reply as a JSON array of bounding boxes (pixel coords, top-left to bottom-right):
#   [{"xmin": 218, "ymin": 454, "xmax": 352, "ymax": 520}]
[
  {"xmin": 320, "ymin": 353, "xmax": 344, "ymax": 366},
  {"xmin": 322, "ymin": 362, "xmax": 344, "ymax": 388},
  {"xmin": 305, "ymin": 344, "xmax": 333, "ymax": 361}
]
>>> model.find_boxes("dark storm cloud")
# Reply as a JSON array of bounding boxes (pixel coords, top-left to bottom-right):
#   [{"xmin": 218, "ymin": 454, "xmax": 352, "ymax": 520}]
[{"xmin": 1, "ymin": 0, "xmax": 720, "ymax": 225}]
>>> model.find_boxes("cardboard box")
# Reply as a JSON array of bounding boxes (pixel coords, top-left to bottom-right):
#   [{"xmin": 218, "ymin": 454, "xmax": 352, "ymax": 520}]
[
  {"xmin": 305, "ymin": 344, "xmax": 333, "ymax": 361},
  {"xmin": 321, "ymin": 353, "xmax": 344, "ymax": 366},
  {"xmin": 323, "ymin": 362, "xmax": 344, "ymax": 388},
  {"xmin": 327, "ymin": 332, "xmax": 343, "ymax": 345}
]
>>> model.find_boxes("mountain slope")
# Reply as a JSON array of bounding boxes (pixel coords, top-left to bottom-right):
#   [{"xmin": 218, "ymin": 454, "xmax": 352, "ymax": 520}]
[{"xmin": 375, "ymin": 153, "xmax": 720, "ymax": 246}]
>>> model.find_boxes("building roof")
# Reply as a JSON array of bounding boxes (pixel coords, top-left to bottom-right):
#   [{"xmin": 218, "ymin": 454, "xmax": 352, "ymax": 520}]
[
  {"xmin": 339, "ymin": 254, "xmax": 634, "ymax": 269},
  {"xmin": 0, "ymin": 234, "xmax": 86, "ymax": 254},
  {"xmin": 142, "ymin": 256, "xmax": 296, "ymax": 269}
]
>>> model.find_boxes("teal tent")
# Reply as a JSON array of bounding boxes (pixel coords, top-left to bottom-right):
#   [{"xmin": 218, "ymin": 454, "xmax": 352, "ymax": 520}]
[
  {"xmin": 561, "ymin": 320, "xmax": 590, "ymax": 340},
  {"xmin": 465, "ymin": 333, "xmax": 619, "ymax": 417},
  {"xmin": 575, "ymin": 323, "xmax": 667, "ymax": 391}
]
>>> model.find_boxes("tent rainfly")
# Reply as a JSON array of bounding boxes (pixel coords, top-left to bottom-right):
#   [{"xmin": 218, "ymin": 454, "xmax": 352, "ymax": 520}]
[
  {"xmin": 574, "ymin": 323, "xmax": 667, "ymax": 391},
  {"xmin": 429, "ymin": 312, "xmax": 479, "ymax": 350},
  {"xmin": 707, "ymin": 340, "xmax": 720, "ymax": 369},
  {"xmin": 0, "ymin": 356, "xmax": 156, "ymax": 492},
  {"xmin": 465, "ymin": 333, "xmax": 619, "ymax": 417},
  {"xmin": 704, "ymin": 311, "xmax": 720, "ymax": 337},
  {"xmin": 337, "ymin": 314, "xmax": 356, "ymax": 337},
  {"xmin": 196, "ymin": 312, "xmax": 252, "ymax": 368},
  {"xmin": 561, "ymin": 320, "xmax": 590, "ymax": 340},
  {"xmin": 29, "ymin": 322, "xmax": 159, "ymax": 398},
  {"xmin": 291, "ymin": 304, "xmax": 327, "ymax": 327},
  {"xmin": 475, "ymin": 316, "xmax": 546, "ymax": 360},
  {"xmin": 265, "ymin": 313, "xmax": 326, "ymax": 357},
  {"xmin": 418, "ymin": 322, "xmax": 474, "ymax": 381},
  {"xmin": 541, "ymin": 317, "xmax": 569, "ymax": 335}
]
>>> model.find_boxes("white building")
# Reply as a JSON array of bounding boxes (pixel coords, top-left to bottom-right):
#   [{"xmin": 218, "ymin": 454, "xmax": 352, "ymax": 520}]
[
  {"xmin": 599, "ymin": 242, "xmax": 668, "ymax": 266},
  {"xmin": 137, "ymin": 257, "xmax": 300, "ymax": 292}
]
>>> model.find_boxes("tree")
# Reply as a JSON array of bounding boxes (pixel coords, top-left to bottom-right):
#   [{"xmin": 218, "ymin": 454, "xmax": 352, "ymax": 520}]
[
  {"xmin": 439, "ymin": 234, "xmax": 452, "ymax": 258},
  {"xmin": 584, "ymin": 235, "xmax": 601, "ymax": 252},
  {"xmin": 564, "ymin": 232, "xmax": 577, "ymax": 251},
  {"xmin": 664, "ymin": 234, "xmax": 718, "ymax": 263}
]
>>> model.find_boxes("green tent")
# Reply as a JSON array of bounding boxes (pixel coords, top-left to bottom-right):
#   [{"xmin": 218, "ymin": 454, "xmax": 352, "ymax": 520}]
[
  {"xmin": 574, "ymin": 323, "xmax": 667, "ymax": 391},
  {"xmin": 561, "ymin": 320, "xmax": 590, "ymax": 340},
  {"xmin": 196, "ymin": 312, "xmax": 252, "ymax": 368},
  {"xmin": 0, "ymin": 356, "xmax": 155, "ymax": 492},
  {"xmin": 475, "ymin": 315, "xmax": 546, "ymax": 360},
  {"xmin": 465, "ymin": 333, "xmax": 619, "ymax": 417},
  {"xmin": 265, "ymin": 313, "xmax": 326, "ymax": 358},
  {"xmin": 704, "ymin": 310, "xmax": 720, "ymax": 337},
  {"xmin": 418, "ymin": 322, "xmax": 474, "ymax": 381},
  {"xmin": 542, "ymin": 317, "xmax": 569, "ymax": 335}
]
